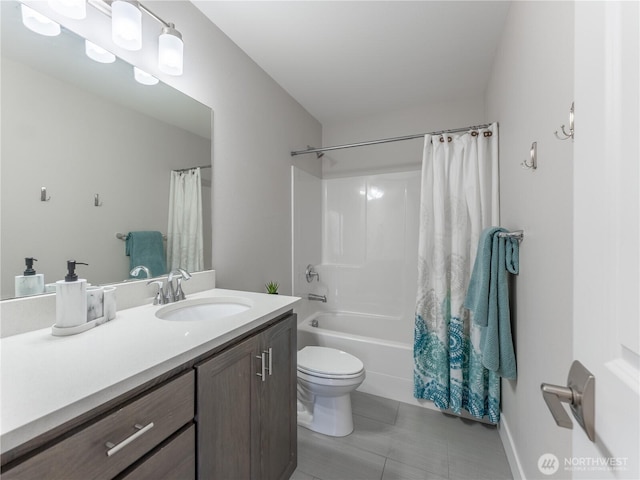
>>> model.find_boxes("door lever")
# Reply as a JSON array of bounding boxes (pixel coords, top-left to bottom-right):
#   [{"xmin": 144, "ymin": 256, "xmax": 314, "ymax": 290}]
[{"xmin": 541, "ymin": 360, "xmax": 595, "ymax": 441}]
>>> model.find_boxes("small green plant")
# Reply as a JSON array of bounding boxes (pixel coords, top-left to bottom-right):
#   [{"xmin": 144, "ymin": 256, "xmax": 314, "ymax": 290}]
[{"xmin": 265, "ymin": 281, "xmax": 279, "ymax": 294}]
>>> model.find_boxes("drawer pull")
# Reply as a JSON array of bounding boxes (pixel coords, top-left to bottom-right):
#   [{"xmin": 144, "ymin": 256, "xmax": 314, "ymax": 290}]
[{"xmin": 105, "ymin": 422, "xmax": 155, "ymax": 457}]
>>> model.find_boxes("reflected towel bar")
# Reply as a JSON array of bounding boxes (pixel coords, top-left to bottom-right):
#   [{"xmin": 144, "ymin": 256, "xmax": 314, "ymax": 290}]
[
  {"xmin": 116, "ymin": 233, "xmax": 167, "ymax": 241},
  {"xmin": 497, "ymin": 230, "xmax": 524, "ymax": 241}
]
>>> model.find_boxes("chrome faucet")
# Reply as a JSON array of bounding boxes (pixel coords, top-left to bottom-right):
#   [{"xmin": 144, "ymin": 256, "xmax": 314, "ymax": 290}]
[
  {"xmin": 130, "ymin": 265, "xmax": 151, "ymax": 279},
  {"xmin": 147, "ymin": 268, "xmax": 192, "ymax": 305},
  {"xmin": 167, "ymin": 268, "xmax": 192, "ymax": 302},
  {"xmin": 307, "ymin": 293, "xmax": 327, "ymax": 303}
]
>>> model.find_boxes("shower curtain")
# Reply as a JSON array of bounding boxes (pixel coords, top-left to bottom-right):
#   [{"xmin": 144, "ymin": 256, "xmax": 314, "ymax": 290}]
[
  {"xmin": 414, "ymin": 123, "xmax": 501, "ymax": 423},
  {"xmin": 167, "ymin": 168, "xmax": 204, "ymax": 272}
]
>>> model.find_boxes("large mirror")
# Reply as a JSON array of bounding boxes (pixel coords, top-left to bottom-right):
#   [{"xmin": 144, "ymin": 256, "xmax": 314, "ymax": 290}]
[{"xmin": 0, "ymin": 1, "xmax": 213, "ymax": 300}]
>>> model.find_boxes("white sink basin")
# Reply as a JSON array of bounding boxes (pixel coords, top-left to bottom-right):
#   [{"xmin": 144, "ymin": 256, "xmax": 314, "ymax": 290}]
[{"xmin": 155, "ymin": 297, "xmax": 253, "ymax": 322}]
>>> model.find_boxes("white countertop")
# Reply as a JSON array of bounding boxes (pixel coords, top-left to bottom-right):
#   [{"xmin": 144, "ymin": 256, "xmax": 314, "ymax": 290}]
[{"xmin": 0, "ymin": 288, "xmax": 300, "ymax": 454}]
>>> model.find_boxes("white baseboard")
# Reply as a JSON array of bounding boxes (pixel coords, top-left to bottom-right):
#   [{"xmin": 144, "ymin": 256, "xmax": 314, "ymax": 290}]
[{"xmin": 498, "ymin": 413, "xmax": 526, "ymax": 480}]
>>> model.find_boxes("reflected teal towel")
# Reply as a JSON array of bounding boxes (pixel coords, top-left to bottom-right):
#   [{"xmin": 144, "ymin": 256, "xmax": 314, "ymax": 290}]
[
  {"xmin": 464, "ymin": 227, "xmax": 519, "ymax": 379},
  {"xmin": 125, "ymin": 231, "xmax": 167, "ymax": 278}
]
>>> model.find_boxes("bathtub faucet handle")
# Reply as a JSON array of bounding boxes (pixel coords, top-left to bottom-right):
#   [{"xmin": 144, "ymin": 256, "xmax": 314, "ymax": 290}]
[{"xmin": 306, "ymin": 264, "xmax": 320, "ymax": 283}]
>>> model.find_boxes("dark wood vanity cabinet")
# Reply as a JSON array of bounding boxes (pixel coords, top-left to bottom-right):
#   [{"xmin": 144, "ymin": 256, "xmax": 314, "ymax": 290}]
[
  {"xmin": 1, "ymin": 312, "xmax": 297, "ymax": 480},
  {"xmin": 196, "ymin": 314, "xmax": 297, "ymax": 480},
  {"xmin": 1, "ymin": 371, "xmax": 196, "ymax": 480}
]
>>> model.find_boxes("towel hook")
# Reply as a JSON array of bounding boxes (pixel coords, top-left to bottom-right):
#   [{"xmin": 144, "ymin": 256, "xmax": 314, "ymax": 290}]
[
  {"xmin": 40, "ymin": 186, "xmax": 51, "ymax": 202},
  {"xmin": 554, "ymin": 102, "xmax": 574, "ymax": 140},
  {"xmin": 94, "ymin": 194, "xmax": 103, "ymax": 207},
  {"xmin": 522, "ymin": 142, "xmax": 537, "ymax": 170}
]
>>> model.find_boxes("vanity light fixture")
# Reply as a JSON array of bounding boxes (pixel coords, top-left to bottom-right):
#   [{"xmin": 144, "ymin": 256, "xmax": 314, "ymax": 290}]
[
  {"xmin": 21, "ymin": 4, "xmax": 60, "ymax": 36},
  {"xmin": 133, "ymin": 66, "xmax": 158, "ymax": 85},
  {"xmin": 111, "ymin": 0, "xmax": 142, "ymax": 51},
  {"xmin": 85, "ymin": 40, "xmax": 116, "ymax": 63},
  {"xmin": 48, "ymin": 0, "xmax": 86, "ymax": 20},
  {"xmin": 20, "ymin": 0, "xmax": 184, "ymax": 76},
  {"xmin": 158, "ymin": 23, "xmax": 183, "ymax": 75}
]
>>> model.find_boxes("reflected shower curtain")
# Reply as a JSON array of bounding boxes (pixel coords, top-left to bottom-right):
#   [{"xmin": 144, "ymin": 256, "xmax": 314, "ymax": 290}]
[
  {"xmin": 414, "ymin": 123, "xmax": 501, "ymax": 423},
  {"xmin": 167, "ymin": 168, "xmax": 204, "ymax": 272}
]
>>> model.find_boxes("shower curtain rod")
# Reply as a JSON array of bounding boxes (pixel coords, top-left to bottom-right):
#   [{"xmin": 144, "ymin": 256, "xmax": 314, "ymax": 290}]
[
  {"xmin": 290, "ymin": 123, "xmax": 493, "ymax": 157},
  {"xmin": 172, "ymin": 165, "xmax": 211, "ymax": 172}
]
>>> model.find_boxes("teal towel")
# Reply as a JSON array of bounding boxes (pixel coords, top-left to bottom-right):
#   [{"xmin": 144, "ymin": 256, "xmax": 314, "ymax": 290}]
[
  {"xmin": 125, "ymin": 231, "xmax": 167, "ymax": 278},
  {"xmin": 464, "ymin": 227, "xmax": 519, "ymax": 379}
]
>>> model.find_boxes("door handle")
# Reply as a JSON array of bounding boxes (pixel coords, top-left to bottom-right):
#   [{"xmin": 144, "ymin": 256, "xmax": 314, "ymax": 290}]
[{"xmin": 541, "ymin": 360, "xmax": 595, "ymax": 441}]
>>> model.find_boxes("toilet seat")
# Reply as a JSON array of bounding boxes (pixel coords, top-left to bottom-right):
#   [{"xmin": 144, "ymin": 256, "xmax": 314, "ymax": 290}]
[{"xmin": 297, "ymin": 346, "xmax": 364, "ymax": 379}]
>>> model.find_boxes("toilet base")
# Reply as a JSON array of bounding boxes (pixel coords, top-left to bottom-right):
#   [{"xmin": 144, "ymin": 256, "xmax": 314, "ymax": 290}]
[{"xmin": 297, "ymin": 393, "xmax": 354, "ymax": 437}]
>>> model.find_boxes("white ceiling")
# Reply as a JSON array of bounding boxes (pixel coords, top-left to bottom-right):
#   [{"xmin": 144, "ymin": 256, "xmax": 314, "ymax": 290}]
[{"xmin": 193, "ymin": 1, "xmax": 511, "ymax": 124}]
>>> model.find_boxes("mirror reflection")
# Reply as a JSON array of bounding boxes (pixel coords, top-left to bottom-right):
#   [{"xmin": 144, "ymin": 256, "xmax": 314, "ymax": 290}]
[{"xmin": 0, "ymin": 1, "xmax": 213, "ymax": 300}]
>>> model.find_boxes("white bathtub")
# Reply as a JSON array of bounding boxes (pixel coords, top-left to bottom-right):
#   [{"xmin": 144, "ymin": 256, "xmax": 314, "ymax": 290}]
[{"xmin": 297, "ymin": 311, "xmax": 416, "ymax": 405}]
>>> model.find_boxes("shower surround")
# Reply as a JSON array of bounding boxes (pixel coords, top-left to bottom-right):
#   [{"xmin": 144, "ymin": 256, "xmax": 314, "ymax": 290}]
[{"xmin": 293, "ymin": 167, "xmax": 421, "ymax": 405}]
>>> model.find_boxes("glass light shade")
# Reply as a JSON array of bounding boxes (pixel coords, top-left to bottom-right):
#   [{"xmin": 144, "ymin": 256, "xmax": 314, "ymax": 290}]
[
  {"xmin": 158, "ymin": 25, "xmax": 183, "ymax": 76},
  {"xmin": 111, "ymin": 0, "xmax": 142, "ymax": 51},
  {"xmin": 85, "ymin": 40, "xmax": 116, "ymax": 64},
  {"xmin": 21, "ymin": 4, "xmax": 60, "ymax": 36},
  {"xmin": 134, "ymin": 67, "xmax": 158, "ymax": 86},
  {"xmin": 48, "ymin": 0, "xmax": 86, "ymax": 20}
]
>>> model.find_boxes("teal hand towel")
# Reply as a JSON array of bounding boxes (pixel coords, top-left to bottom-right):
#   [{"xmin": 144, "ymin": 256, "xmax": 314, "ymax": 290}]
[
  {"xmin": 464, "ymin": 227, "xmax": 519, "ymax": 379},
  {"xmin": 125, "ymin": 231, "xmax": 167, "ymax": 278}
]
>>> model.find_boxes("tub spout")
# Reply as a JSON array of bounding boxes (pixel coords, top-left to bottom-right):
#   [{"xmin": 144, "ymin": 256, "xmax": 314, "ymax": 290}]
[{"xmin": 308, "ymin": 293, "xmax": 327, "ymax": 303}]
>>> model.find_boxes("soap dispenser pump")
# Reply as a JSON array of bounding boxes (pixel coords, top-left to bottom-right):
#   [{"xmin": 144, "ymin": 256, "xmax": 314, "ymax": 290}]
[
  {"xmin": 55, "ymin": 260, "xmax": 89, "ymax": 329},
  {"xmin": 15, "ymin": 257, "xmax": 45, "ymax": 297}
]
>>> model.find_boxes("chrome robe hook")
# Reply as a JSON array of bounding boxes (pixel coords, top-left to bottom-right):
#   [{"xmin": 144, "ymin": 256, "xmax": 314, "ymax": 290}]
[
  {"xmin": 555, "ymin": 102, "xmax": 575, "ymax": 140},
  {"xmin": 522, "ymin": 142, "xmax": 537, "ymax": 170}
]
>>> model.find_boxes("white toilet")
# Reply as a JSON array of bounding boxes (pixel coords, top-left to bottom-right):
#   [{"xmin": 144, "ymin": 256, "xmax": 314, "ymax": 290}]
[{"xmin": 296, "ymin": 346, "xmax": 366, "ymax": 437}]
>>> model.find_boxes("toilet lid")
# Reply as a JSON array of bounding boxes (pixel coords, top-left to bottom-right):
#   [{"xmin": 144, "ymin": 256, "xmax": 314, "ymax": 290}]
[{"xmin": 297, "ymin": 346, "xmax": 364, "ymax": 376}]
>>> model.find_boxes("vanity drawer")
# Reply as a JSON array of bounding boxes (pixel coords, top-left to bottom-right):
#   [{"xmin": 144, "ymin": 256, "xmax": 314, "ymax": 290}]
[
  {"xmin": 119, "ymin": 424, "xmax": 195, "ymax": 480},
  {"xmin": 3, "ymin": 371, "xmax": 194, "ymax": 480}
]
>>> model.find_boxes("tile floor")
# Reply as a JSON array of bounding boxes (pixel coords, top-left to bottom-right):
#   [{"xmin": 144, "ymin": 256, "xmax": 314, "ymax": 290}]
[{"xmin": 292, "ymin": 391, "xmax": 513, "ymax": 480}]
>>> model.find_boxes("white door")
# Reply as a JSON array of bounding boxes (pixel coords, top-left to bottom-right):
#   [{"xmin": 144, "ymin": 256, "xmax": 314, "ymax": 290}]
[{"xmin": 573, "ymin": 1, "xmax": 639, "ymax": 479}]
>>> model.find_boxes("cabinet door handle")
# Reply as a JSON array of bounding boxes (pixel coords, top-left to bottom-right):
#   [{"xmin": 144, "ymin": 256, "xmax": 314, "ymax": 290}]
[
  {"xmin": 105, "ymin": 422, "xmax": 154, "ymax": 457},
  {"xmin": 256, "ymin": 353, "xmax": 267, "ymax": 382},
  {"xmin": 265, "ymin": 347, "xmax": 273, "ymax": 376}
]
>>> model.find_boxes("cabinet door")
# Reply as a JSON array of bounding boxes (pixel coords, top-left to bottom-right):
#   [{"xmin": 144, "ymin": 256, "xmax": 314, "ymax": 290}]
[
  {"xmin": 196, "ymin": 335, "xmax": 261, "ymax": 480},
  {"xmin": 259, "ymin": 315, "xmax": 297, "ymax": 480}
]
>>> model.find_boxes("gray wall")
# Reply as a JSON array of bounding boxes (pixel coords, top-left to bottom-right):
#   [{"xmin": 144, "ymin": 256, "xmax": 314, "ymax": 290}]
[{"xmin": 486, "ymin": 2, "xmax": 574, "ymax": 478}]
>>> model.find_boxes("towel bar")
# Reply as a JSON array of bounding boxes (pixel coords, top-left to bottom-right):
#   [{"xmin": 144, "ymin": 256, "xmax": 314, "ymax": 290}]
[
  {"xmin": 116, "ymin": 233, "xmax": 167, "ymax": 241},
  {"xmin": 497, "ymin": 230, "xmax": 524, "ymax": 241}
]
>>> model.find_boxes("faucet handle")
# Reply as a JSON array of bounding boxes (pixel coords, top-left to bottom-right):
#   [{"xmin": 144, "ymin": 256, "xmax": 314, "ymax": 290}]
[{"xmin": 147, "ymin": 280, "xmax": 166, "ymax": 305}]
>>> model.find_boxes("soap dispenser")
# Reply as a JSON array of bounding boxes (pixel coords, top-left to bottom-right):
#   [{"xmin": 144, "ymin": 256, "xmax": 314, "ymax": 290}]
[
  {"xmin": 55, "ymin": 260, "xmax": 89, "ymax": 329},
  {"xmin": 15, "ymin": 257, "xmax": 45, "ymax": 297}
]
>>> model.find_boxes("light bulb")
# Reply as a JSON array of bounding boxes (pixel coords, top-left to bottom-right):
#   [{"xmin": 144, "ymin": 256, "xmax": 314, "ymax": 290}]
[
  {"xmin": 85, "ymin": 40, "xmax": 116, "ymax": 64},
  {"xmin": 21, "ymin": 4, "xmax": 60, "ymax": 36},
  {"xmin": 112, "ymin": 0, "xmax": 142, "ymax": 51},
  {"xmin": 158, "ymin": 24, "xmax": 183, "ymax": 76},
  {"xmin": 48, "ymin": 0, "xmax": 86, "ymax": 20},
  {"xmin": 134, "ymin": 67, "xmax": 158, "ymax": 86}
]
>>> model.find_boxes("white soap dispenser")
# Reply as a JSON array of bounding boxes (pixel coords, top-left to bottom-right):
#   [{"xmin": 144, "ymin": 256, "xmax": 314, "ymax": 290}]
[
  {"xmin": 55, "ymin": 260, "xmax": 89, "ymax": 329},
  {"xmin": 15, "ymin": 257, "xmax": 45, "ymax": 297}
]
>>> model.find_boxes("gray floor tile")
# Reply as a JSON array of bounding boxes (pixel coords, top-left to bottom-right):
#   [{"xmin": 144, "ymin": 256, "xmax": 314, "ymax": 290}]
[
  {"xmin": 352, "ymin": 390, "xmax": 400, "ymax": 425},
  {"xmin": 297, "ymin": 426, "xmax": 386, "ymax": 480},
  {"xmin": 295, "ymin": 391, "xmax": 513, "ymax": 480},
  {"xmin": 290, "ymin": 468, "xmax": 318, "ymax": 480},
  {"xmin": 382, "ymin": 458, "xmax": 448, "ymax": 480}
]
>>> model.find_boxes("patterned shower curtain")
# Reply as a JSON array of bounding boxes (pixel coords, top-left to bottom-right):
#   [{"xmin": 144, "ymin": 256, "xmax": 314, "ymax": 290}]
[{"xmin": 413, "ymin": 123, "xmax": 501, "ymax": 423}]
